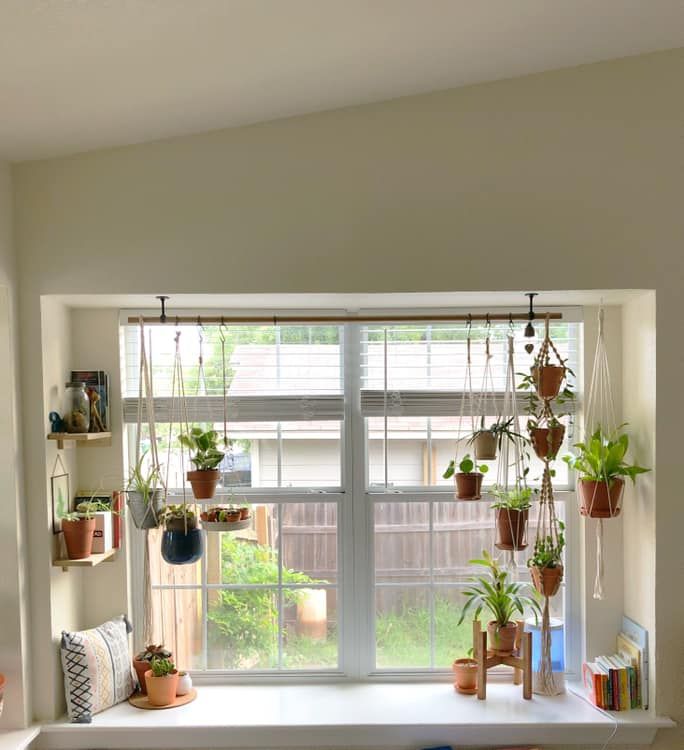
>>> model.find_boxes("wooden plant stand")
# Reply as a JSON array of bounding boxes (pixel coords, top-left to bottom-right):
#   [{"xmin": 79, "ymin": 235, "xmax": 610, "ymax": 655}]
[{"xmin": 472, "ymin": 620, "xmax": 532, "ymax": 700}]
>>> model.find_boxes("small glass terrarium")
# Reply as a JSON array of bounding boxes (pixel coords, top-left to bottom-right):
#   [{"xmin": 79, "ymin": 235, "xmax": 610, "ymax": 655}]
[{"xmin": 63, "ymin": 381, "xmax": 90, "ymax": 433}]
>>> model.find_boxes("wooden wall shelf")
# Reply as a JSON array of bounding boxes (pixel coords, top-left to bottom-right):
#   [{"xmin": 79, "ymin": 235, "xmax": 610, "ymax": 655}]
[
  {"xmin": 53, "ymin": 548, "xmax": 116, "ymax": 572},
  {"xmin": 47, "ymin": 432, "xmax": 112, "ymax": 450}
]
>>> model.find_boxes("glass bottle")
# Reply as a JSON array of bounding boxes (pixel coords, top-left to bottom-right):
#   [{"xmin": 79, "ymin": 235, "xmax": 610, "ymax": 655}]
[{"xmin": 63, "ymin": 382, "xmax": 90, "ymax": 433}]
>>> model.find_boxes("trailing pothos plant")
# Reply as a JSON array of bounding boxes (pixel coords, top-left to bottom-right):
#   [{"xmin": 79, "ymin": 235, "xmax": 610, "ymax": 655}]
[
  {"xmin": 518, "ymin": 369, "xmax": 575, "ymax": 430},
  {"xmin": 489, "ymin": 484, "xmax": 533, "ymax": 511},
  {"xmin": 527, "ymin": 519, "xmax": 565, "ymax": 570}
]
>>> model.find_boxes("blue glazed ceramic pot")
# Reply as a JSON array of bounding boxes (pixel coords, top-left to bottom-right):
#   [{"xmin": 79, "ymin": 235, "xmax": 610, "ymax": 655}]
[{"xmin": 161, "ymin": 528, "xmax": 203, "ymax": 565}]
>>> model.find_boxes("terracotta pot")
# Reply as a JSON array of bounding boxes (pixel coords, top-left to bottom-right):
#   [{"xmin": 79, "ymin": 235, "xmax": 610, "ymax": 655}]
[
  {"xmin": 145, "ymin": 669, "xmax": 179, "ymax": 706},
  {"xmin": 62, "ymin": 517, "xmax": 95, "ymax": 559},
  {"xmin": 187, "ymin": 469, "xmax": 219, "ymax": 500},
  {"xmin": 239, "ymin": 506, "xmax": 250, "ymax": 520},
  {"xmin": 579, "ymin": 478, "xmax": 624, "ymax": 518},
  {"xmin": 495, "ymin": 508, "xmax": 528, "ymax": 550},
  {"xmin": 530, "ymin": 564, "xmax": 564, "ymax": 597},
  {"xmin": 226, "ymin": 510, "xmax": 241, "ymax": 522},
  {"xmin": 452, "ymin": 658, "xmax": 478, "ymax": 694},
  {"xmin": 473, "ymin": 431, "xmax": 497, "ymax": 460},
  {"xmin": 487, "ymin": 621, "xmax": 518, "ymax": 654},
  {"xmin": 133, "ymin": 652, "xmax": 174, "ymax": 694},
  {"xmin": 530, "ymin": 425, "xmax": 565, "ymax": 460},
  {"xmin": 455, "ymin": 472, "xmax": 483, "ymax": 500},
  {"xmin": 533, "ymin": 365, "xmax": 565, "ymax": 400}
]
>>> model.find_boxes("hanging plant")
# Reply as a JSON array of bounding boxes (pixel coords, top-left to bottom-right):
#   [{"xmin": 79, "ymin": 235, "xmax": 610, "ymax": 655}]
[
  {"xmin": 469, "ymin": 416, "xmax": 525, "ymax": 461},
  {"xmin": 443, "ymin": 454, "xmax": 489, "ymax": 500},
  {"xmin": 519, "ymin": 369, "xmax": 575, "ymax": 461},
  {"xmin": 179, "ymin": 427, "xmax": 225, "ymax": 500},
  {"xmin": 563, "ymin": 426, "xmax": 649, "ymax": 518},
  {"xmin": 126, "ymin": 450, "xmax": 164, "ymax": 529},
  {"xmin": 472, "ymin": 326, "xmax": 501, "ymax": 460},
  {"xmin": 160, "ymin": 504, "xmax": 203, "ymax": 565},
  {"xmin": 528, "ymin": 518, "xmax": 565, "ymax": 597},
  {"xmin": 491, "ymin": 485, "xmax": 532, "ymax": 551}
]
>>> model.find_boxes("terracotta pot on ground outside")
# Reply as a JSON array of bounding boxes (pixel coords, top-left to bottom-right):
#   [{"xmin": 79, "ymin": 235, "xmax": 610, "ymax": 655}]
[
  {"xmin": 455, "ymin": 472, "xmax": 483, "ymax": 500},
  {"xmin": 530, "ymin": 425, "xmax": 565, "ymax": 460},
  {"xmin": 487, "ymin": 621, "xmax": 518, "ymax": 654},
  {"xmin": 145, "ymin": 669, "xmax": 179, "ymax": 706},
  {"xmin": 530, "ymin": 564, "xmax": 564, "ymax": 597},
  {"xmin": 452, "ymin": 658, "xmax": 478, "ymax": 694},
  {"xmin": 579, "ymin": 478, "xmax": 624, "ymax": 518},
  {"xmin": 187, "ymin": 469, "xmax": 219, "ymax": 500},
  {"xmin": 62, "ymin": 517, "xmax": 96, "ymax": 559},
  {"xmin": 533, "ymin": 365, "xmax": 565, "ymax": 400},
  {"xmin": 495, "ymin": 508, "xmax": 528, "ymax": 551},
  {"xmin": 473, "ymin": 431, "xmax": 497, "ymax": 460}
]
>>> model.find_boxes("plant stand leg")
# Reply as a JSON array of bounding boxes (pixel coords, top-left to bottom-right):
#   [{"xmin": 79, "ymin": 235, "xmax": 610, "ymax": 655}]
[
  {"xmin": 522, "ymin": 631, "xmax": 532, "ymax": 700},
  {"xmin": 477, "ymin": 629, "xmax": 487, "ymax": 700}
]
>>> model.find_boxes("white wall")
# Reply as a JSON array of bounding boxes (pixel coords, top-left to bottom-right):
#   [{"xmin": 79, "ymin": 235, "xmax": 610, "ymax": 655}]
[{"xmin": 11, "ymin": 48, "xmax": 684, "ymax": 747}]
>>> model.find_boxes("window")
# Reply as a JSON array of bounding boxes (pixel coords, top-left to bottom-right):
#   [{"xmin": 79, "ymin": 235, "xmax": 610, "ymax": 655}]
[{"xmin": 124, "ymin": 314, "xmax": 580, "ymax": 678}]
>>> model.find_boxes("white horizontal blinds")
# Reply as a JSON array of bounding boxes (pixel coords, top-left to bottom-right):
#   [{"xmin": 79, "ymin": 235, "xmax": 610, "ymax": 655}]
[
  {"xmin": 361, "ymin": 322, "xmax": 580, "ymax": 417},
  {"xmin": 123, "ymin": 322, "xmax": 343, "ymax": 423}
]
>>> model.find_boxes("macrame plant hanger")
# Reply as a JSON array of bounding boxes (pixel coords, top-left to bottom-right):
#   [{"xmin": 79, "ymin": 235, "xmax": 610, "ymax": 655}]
[
  {"xmin": 582, "ymin": 305, "xmax": 618, "ymax": 600},
  {"xmin": 529, "ymin": 315, "xmax": 565, "ymax": 696},
  {"xmin": 473, "ymin": 318, "xmax": 501, "ymax": 461},
  {"xmin": 494, "ymin": 329, "xmax": 529, "ymax": 569},
  {"xmin": 451, "ymin": 320, "xmax": 479, "ymax": 498}
]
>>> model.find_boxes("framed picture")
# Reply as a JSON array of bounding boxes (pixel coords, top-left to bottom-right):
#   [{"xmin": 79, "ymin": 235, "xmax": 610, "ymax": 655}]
[{"xmin": 51, "ymin": 473, "xmax": 71, "ymax": 534}]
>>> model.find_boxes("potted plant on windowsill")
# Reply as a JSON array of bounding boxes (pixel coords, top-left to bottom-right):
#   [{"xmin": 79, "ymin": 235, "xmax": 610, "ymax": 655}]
[
  {"xmin": 527, "ymin": 520, "xmax": 565, "ymax": 596},
  {"xmin": 458, "ymin": 550, "xmax": 541, "ymax": 655},
  {"xmin": 490, "ymin": 485, "xmax": 532, "ymax": 551},
  {"xmin": 145, "ymin": 657, "xmax": 179, "ymax": 707},
  {"xmin": 563, "ymin": 426, "xmax": 650, "ymax": 518},
  {"xmin": 469, "ymin": 416, "xmax": 525, "ymax": 461},
  {"xmin": 133, "ymin": 644, "xmax": 173, "ymax": 695},
  {"xmin": 443, "ymin": 454, "xmax": 489, "ymax": 500},
  {"xmin": 126, "ymin": 450, "xmax": 163, "ymax": 529},
  {"xmin": 160, "ymin": 504, "xmax": 203, "ymax": 565},
  {"xmin": 452, "ymin": 648, "xmax": 478, "ymax": 695},
  {"xmin": 61, "ymin": 504, "xmax": 98, "ymax": 559},
  {"xmin": 179, "ymin": 427, "xmax": 225, "ymax": 500}
]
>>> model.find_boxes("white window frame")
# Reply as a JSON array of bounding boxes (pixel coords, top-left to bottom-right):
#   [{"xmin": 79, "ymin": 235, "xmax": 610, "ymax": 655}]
[{"xmin": 125, "ymin": 307, "xmax": 582, "ymax": 682}]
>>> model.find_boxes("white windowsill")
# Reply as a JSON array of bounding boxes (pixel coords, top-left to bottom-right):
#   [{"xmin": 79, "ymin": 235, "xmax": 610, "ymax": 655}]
[{"xmin": 37, "ymin": 683, "xmax": 675, "ymax": 749}]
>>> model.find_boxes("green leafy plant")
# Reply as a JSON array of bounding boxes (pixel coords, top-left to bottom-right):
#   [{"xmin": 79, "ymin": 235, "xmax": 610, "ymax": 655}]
[
  {"xmin": 127, "ymin": 449, "xmax": 161, "ymax": 502},
  {"xmin": 518, "ymin": 370, "xmax": 575, "ymax": 430},
  {"xmin": 135, "ymin": 644, "xmax": 172, "ymax": 663},
  {"xmin": 75, "ymin": 499, "xmax": 113, "ymax": 514},
  {"xmin": 160, "ymin": 503, "xmax": 197, "ymax": 529},
  {"xmin": 469, "ymin": 416, "xmax": 526, "ymax": 449},
  {"xmin": 489, "ymin": 484, "xmax": 533, "ymax": 510},
  {"xmin": 443, "ymin": 454, "xmax": 489, "ymax": 479},
  {"xmin": 563, "ymin": 426, "xmax": 650, "ymax": 484},
  {"xmin": 149, "ymin": 657, "xmax": 175, "ymax": 677},
  {"xmin": 527, "ymin": 520, "xmax": 565, "ymax": 569},
  {"xmin": 178, "ymin": 427, "xmax": 225, "ymax": 471},
  {"xmin": 458, "ymin": 550, "xmax": 541, "ymax": 628}
]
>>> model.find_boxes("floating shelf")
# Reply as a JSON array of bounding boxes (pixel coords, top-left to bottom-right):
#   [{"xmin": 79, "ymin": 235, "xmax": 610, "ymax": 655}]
[
  {"xmin": 47, "ymin": 432, "xmax": 112, "ymax": 450},
  {"xmin": 53, "ymin": 548, "xmax": 117, "ymax": 572}
]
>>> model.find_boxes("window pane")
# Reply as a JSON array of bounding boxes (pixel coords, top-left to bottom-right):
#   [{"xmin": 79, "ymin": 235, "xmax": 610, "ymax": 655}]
[
  {"xmin": 282, "ymin": 503, "xmax": 338, "ymax": 586},
  {"xmin": 433, "ymin": 588, "xmax": 472, "ymax": 668},
  {"xmin": 374, "ymin": 502, "xmax": 429, "ymax": 583},
  {"xmin": 150, "ymin": 587, "xmax": 203, "ymax": 671},
  {"xmin": 282, "ymin": 587, "xmax": 338, "ymax": 669},
  {"xmin": 376, "ymin": 587, "xmax": 430, "ymax": 668}
]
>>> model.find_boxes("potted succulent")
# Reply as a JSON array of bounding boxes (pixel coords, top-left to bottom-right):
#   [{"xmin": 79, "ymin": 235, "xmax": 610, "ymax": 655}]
[
  {"xmin": 527, "ymin": 520, "xmax": 565, "ymax": 596},
  {"xmin": 127, "ymin": 450, "xmax": 163, "ymax": 529},
  {"xmin": 563, "ymin": 426, "xmax": 650, "ymax": 518},
  {"xmin": 458, "ymin": 550, "xmax": 541, "ymax": 654},
  {"xmin": 443, "ymin": 454, "xmax": 489, "ymax": 500},
  {"xmin": 179, "ymin": 427, "xmax": 225, "ymax": 500},
  {"xmin": 145, "ymin": 657, "xmax": 179, "ymax": 707},
  {"xmin": 469, "ymin": 416, "xmax": 525, "ymax": 461},
  {"xmin": 490, "ymin": 484, "xmax": 532, "ymax": 551},
  {"xmin": 61, "ymin": 504, "xmax": 98, "ymax": 559},
  {"xmin": 160, "ymin": 504, "xmax": 203, "ymax": 565},
  {"xmin": 452, "ymin": 649, "xmax": 478, "ymax": 694},
  {"xmin": 133, "ymin": 644, "xmax": 172, "ymax": 694},
  {"xmin": 176, "ymin": 670, "xmax": 193, "ymax": 696},
  {"xmin": 519, "ymin": 371, "xmax": 574, "ymax": 460}
]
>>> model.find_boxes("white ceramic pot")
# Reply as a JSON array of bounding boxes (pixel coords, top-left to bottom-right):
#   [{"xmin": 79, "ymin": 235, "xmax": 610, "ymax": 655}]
[{"xmin": 176, "ymin": 671, "xmax": 193, "ymax": 696}]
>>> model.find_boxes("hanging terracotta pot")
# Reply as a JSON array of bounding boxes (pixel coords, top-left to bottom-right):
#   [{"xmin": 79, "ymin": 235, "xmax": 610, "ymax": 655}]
[
  {"xmin": 530, "ymin": 564, "xmax": 564, "ymax": 597},
  {"xmin": 127, "ymin": 489, "xmax": 164, "ymax": 529},
  {"xmin": 495, "ymin": 508, "xmax": 528, "ymax": 550},
  {"xmin": 161, "ymin": 527, "xmax": 204, "ymax": 565},
  {"xmin": 530, "ymin": 425, "xmax": 565, "ymax": 460},
  {"xmin": 532, "ymin": 365, "xmax": 565, "ymax": 400},
  {"xmin": 62, "ymin": 517, "xmax": 96, "ymax": 559},
  {"xmin": 473, "ymin": 432, "xmax": 497, "ymax": 460},
  {"xmin": 455, "ymin": 472, "xmax": 483, "ymax": 500},
  {"xmin": 187, "ymin": 469, "xmax": 219, "ymax": 500},
  {"xmin": 452, "ymin": 658, "xmax": 478, "ymax": 694},
  {"xmin": 578, "ymin": 478, "xmax": 624, "ymax": 518},
  {"xmin": 487, "ymin": 621, "xmax": 518, "ymax": 654}
]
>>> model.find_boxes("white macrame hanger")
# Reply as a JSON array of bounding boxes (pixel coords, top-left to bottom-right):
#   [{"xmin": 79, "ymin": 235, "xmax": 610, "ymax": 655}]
[{"xmin": 455, "ymin": 319, "xmax": 477, "ymax": 464}]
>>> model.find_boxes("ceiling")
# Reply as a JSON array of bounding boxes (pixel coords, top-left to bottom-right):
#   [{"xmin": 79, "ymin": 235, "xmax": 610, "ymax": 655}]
[{"xmin": 2, "ymin": 1, "xmax": 683, "ymax": 161}]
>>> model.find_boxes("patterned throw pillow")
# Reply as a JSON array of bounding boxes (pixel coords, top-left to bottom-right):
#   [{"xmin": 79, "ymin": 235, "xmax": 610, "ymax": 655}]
[{"xmin": 60, "ymin": 614, "xmax": 135, "ymax": 723}]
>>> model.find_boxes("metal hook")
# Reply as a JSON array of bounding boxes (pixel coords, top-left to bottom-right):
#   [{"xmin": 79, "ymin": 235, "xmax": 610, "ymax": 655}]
[{"xmin": 156, "ymin": 295, "xmax": 169, "ymax": 324}]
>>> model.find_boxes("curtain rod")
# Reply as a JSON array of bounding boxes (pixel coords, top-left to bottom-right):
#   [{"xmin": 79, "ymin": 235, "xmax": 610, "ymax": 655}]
[{"xmin": 127, "ymin": 312, "xmax": 563, "ymax": 325}]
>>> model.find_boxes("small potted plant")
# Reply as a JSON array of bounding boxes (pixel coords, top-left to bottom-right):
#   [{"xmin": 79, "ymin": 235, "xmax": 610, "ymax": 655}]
[
  {"xmin": 563, "ymin": 426, "xmax": 650, "ymax": 518},
  {"xmin": 490, "ymin": 484, "xmax": 532, "ymax": 551},
  {"xmin": 145, "ymin": 657, "xmax": 179, "ymax": 707},
  {"xmin": 519, "ymin": 372, "xmax": 574, "ymax": 460},
  {"xmin": 61, "ymin": 504, "xmax": 98, "ymax": 560},
  {"xmin": 179, "ymin": 427, "xmax": 225, "ymax": 500},
  {"xmin": 458, "ymin": 550, "xmax": 541, "ymax": 654},
  {"xmin": 176, "ymin": 670, "xmax": 193, "ymax": 696},
  {"xmin": 133, "ymin": 644, "xmax": 172, "ymax": 694},
  {"xmin": 127, "ymin": 450, "xmax": 163, "ymax": 529},
  {"xmin": 443, "ymin": 454, "xmax": 488, "ymax": 500},
  {"xmin": 160, "ymin": 504, "xmax": 203, "ymax": 565},
  {"xmin": 527, "ymin": 520, "xmax": 565, "ymax": 596},
  {"xmin": 469, "ymin": 416, "xmax": 525, "ymax": 461},
  {"xmin": 452, "ymin": 648, "xmax": 478, "ymax": 694}
]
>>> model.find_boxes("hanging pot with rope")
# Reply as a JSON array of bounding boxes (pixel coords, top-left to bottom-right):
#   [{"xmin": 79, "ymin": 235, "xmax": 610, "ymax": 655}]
[
  {"xmin": 179, "ymin": 426, "xmax": 224, "ymax": 499},
  {"xmin": 160, "ymin": 505, "xmax": 203, "ymax": 565}
]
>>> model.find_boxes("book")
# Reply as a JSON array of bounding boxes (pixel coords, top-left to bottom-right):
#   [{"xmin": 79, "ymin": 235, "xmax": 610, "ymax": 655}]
[
  {"xmin": 582, "ymin": 662, "xmax": 604, "ymax": 709},
  {"xmin": 621, "ymin": 615, "xmax": 649, "ymax": 710},
  {"xmin": 71, "ymin": 370, "xmax": 110, "ymax": 431}
]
